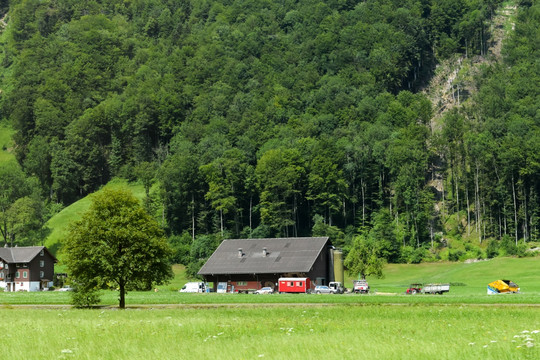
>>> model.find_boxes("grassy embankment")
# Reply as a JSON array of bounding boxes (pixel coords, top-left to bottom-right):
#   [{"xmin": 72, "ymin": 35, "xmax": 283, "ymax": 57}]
[
  {"xmin": 44, "ymin": 178, "xmax": 146, "ymax": 261},
  {"xmin": 0, "ymin": 306, "xmax": 538, "ymax": 359}
]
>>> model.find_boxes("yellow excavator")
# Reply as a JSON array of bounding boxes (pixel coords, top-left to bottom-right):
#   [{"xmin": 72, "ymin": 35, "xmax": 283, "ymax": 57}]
[{"xmin": 487, "ymin": 280, "xmax": 520, "ymax": 294}]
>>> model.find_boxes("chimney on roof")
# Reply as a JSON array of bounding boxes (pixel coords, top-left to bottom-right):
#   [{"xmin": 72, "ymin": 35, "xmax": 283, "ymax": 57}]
[
  {"xmin": 238, "ymin": 248, "xmax": 243, "ymax": 258},
  {"xmin": 263, "ymin": 247, "xmax": 268, "ymax": 257}
]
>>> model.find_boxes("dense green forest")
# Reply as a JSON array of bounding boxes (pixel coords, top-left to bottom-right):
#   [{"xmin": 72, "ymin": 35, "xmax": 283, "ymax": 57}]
[{"xmin": 0, "ymin": 0, "xmax": 538, "ymax": 274}]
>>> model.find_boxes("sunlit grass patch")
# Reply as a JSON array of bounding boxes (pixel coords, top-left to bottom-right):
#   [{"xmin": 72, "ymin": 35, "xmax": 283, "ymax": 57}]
[{"xmin": 0, "ymin": 305, "xmax": 538, "ymax": 359}]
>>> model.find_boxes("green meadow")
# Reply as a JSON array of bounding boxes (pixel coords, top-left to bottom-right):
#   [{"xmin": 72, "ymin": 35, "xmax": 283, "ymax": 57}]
[{"xmin": 0, "ymin": 306, "xmax": 538, "ymax": 359}]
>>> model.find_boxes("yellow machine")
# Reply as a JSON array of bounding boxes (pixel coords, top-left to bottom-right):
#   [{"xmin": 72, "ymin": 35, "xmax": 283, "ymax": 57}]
[{"xmin": 487, "ymin": 280, "xmax": 520, "ymax": 294}]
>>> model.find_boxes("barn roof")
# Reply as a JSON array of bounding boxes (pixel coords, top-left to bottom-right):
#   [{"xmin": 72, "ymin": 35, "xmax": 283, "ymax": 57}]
[
  {"xmin": 198, "ymin": 237, "xmax": 330, "ymax": 275},
  {"xmin": 0, "ymin": 246, "xmax": 57, "ymax": 263}
]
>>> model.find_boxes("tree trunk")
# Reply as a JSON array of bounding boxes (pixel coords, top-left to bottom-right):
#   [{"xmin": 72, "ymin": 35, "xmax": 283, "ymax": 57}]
[
  {"xmin": 361, "ymin": 178, "xmax": 366, "ymax": 227},
  {"xmin": 512, "ymin": 174, "xmax": 518, "ymax": 245},
  {"xmin": 249, "ymin": 195, "xmax": 253, "ymax": 236},
  {"xmin": 220, "ymin": 208, "xmax": 224, "ymax": 236},
  {"xmin": 475, "ymin": 164, "xmax": 481, "ymax": 243},
  {"xmin": 119, "ymin": 281, "xmax": 126, "ymax": 309},
  {"xmin": 191, "ymin": 194, "xmax": 195, "ymax": 241},
  {"xmin": 466, "ymin": 181, "xmax": 470, "ymax": 236},
  {"xmin": 523, "ymin": 184, "xmax": 528, "ymax": 242}
]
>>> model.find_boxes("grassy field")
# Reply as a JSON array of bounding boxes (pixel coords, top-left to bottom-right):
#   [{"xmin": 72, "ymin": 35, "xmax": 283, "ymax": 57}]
[
  {"xmin": 0, "ymin": 306, "xmax": 538, "ymax": 359},
  {"xmin": 364, "ymin": 257, "xmax": 540, "ymax": 294}
]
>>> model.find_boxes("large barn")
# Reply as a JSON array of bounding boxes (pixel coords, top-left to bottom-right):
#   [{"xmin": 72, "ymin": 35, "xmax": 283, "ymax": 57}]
[{"xmin": 198, "ymin": 237, "xmax": 341, "ymax": 293}]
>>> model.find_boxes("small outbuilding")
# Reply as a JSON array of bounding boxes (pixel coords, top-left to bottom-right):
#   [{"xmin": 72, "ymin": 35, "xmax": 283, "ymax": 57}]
[{"xmin": 198, "ymin": 237, "xmax": 338, "ymax": 293}]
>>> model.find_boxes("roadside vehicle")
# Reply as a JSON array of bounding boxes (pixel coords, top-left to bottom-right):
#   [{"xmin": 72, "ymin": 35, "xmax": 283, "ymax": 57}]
[
  {"xmin": 58, "ymin": 286, "xmax": 73, "ymax": 291},
  {"xmin": 328, "ymin": 281, "xmax": 344, "ymax": 294},
  {"xmin": 278, "ymin": 277, "xmax": 311, "ymax": 293},
  {"xmin": 314, "ymin": 285, "xmax": 334, "ymax": 294},
  {"xmin": 422, "ymin": 283, "xmax": 450, "ymax": 294},
  {"xmin": 179, "ymin": 282, "xmax": 206, "ymax": 293},
  {"xmin": 352, "ymin": 279, "xmax": 370, "ymax": 294},
  {"xmin": 406, "ymin": 283, "xmax": 422, "ymax": 294},
  {"xmin": 254, "ymin": 287, "xmax": 274, "ymax": 294},
  {"xmin": 487, "ymin": 280, "xmax": 520, "ymax": 294}
]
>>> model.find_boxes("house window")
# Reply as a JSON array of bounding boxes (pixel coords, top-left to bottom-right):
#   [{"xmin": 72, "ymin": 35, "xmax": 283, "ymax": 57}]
[
  {"xmin": 0, "ymin": 272, "xmax": 4, "ymax": 279},
  {"xmin": 296, "ymin": 282, "xmax": 303, "ymax": 287},
  {"xmin": 40, "ymin": 260, "xmax": 45, "ymax": 267},
  {"xmin": 40, "ymin": 249, "xmax": 44, "ymax": 256},
  {"xmin": 40, "ymin": 271, "xmax": 44, "ymax": 279},
  {"xmin": 16, "ymin": 271, "xmax": 20, "ymax": 279},
  {"xmin": 23, "ymin": 271, "xmax": 28, "ymax": 278},
  {"xmin": 237, "ymin": 281, "xmax": 247, "ymax": 286},
  {"xmin": 5, "ymin": 264, "xmax": 8, "ymax": 270},
  {"xmin": 288, "ymin": 282, "xmax": 294, "ymax": 287}
]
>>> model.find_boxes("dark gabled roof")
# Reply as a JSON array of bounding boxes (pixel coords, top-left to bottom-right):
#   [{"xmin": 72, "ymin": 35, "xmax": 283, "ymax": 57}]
[
  {"xmin": 0, "ymin": 246, "xmax": 57, "ymax": 263},
  {"xmin": 198, "ymin": 237, "xmax": 330, "ymax": 275}
]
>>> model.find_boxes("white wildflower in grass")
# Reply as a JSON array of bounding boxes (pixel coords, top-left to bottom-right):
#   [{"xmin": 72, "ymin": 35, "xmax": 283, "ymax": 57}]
[
  {"xmin": 526, "ymin": 342, "xmax": 534, "ymax": 348},
  {"xmin": 514, "ymin": 335, "xmax": 522, "ymax": 338},
  {"xmin": 490, "ymin": 340, "xmax": 497, "ymax": 343},
  {"xmin": 468, "ymin": 343, "xmax": 475, "ymax": 346},
  {"xmin": 483, "ymin": 345, "xmax": 488, "ymax": 348},
  {"xmin": 532, "ymin": 330, "xmax": 540, "ymax": 334},
  {"xmin": 258, "ymin": 355, "xmax": 265, "ymax": 358},
  {"xmin": 522, "ymin": 330, "xmax": 530, "ymax": 334},
  {"xmin": 61, "ymin": 349, "xmax": 73, "ymax": 354}
]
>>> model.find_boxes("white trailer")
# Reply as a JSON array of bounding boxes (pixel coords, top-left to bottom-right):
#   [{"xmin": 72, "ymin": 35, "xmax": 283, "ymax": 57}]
[{"xmin": 422, "ymin": 283, "xmax": 450, "ymax": 294}]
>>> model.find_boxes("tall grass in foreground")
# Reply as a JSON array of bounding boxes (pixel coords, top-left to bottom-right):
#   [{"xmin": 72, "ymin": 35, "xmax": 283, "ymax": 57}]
[{"xmin": 0, "ymin": 306, "xmax": 538, "ymax": 359}]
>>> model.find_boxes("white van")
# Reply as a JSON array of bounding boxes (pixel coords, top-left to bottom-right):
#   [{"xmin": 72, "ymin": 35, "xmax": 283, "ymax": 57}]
[{"xmin": 180, "ymin": 282, "xmax": 205, "ymax": 293}]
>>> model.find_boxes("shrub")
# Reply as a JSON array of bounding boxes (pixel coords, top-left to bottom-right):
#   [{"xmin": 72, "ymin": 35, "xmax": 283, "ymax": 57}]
[
  {"xmin": 448, "ymin": 249, "xmax": 464, "ymax": 262},
  {"xmin": 499, "ymin": 235, "xmax": 518, "ymax": 256},
  {"xmin": 486, "ymin": 240, "xmax": 499, "ymax": 258},
  {"xmin": 71, "ymin": 286, "xmax": 101, "ymax": 308}
]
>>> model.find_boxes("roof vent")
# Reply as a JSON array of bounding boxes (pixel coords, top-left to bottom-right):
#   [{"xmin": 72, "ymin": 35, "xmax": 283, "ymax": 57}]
[
  {"xmin": 238, "ymin": 248, "xmax": 243, "ymax": 258},
  {"xmin": 263, "ymin": 247, "xmax": 268, "ymax": 257}
]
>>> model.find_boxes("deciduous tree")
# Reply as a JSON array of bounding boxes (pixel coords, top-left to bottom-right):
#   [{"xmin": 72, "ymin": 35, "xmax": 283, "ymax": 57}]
[{"xmin": 64, "ymin": 188, "xmax": 173, "ymax": 308}]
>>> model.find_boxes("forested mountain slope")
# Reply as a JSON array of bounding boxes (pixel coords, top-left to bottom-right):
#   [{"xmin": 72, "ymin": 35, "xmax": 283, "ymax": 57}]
[{"xmin": 0, "ymin": 0, "xmax": 538, "ymax": 270}]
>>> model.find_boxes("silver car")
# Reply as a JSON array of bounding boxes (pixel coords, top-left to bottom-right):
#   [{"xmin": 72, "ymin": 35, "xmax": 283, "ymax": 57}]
[
  {"xmin": 314, "ymin": 285, "xmax": 334, "ymax": 294},
  {"xmin": 254, "ymin": 287, "xmax": 274, "ymax": 294}
]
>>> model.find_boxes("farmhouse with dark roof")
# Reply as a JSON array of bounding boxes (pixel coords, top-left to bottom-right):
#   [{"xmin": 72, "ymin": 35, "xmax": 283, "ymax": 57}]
[
  {"xmin": 0, "ymin": 246, "xmax": 57, "ymax": 292},
  {"xmin": 198, "ymin": 237, "xmax": 340, "ymax": 293}
]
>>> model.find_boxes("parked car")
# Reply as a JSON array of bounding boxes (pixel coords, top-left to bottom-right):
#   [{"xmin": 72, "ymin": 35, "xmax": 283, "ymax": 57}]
[
  {"xmin": 254, "ymin": 287, "xmax": 274, "ymax": 294},
  {"xmin": 58, "ymin": 286, "xmax": 73, "ymax": 291},
  {"xmin": 328, "ymin": 281, "xmax": 345, "ymax": 294},
  {"xmin": 314, "ymin": 285, "xmax": 335, "ymax": 294}
]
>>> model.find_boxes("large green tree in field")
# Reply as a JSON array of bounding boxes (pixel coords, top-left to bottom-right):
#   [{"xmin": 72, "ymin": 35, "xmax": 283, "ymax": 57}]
[{"xmin": 64, "ymin": 188, "xmax": 173, "ymax": 308}]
